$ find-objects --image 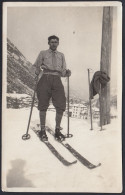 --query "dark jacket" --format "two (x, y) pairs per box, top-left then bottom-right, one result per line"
(90, 71), (110, 99)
